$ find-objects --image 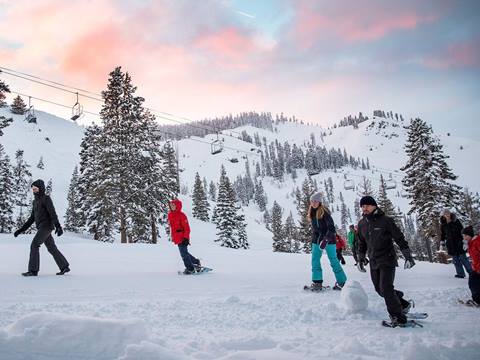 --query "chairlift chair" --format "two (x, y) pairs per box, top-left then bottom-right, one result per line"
(25, 97), (37, 124)
(385, 178), (397, 190)
(211, 132), (224, 155)
(229, 158), (239, 163)
(344, 179), (355, 190)
(307, 169), (320, 176)
(71, 92), (83, 121)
